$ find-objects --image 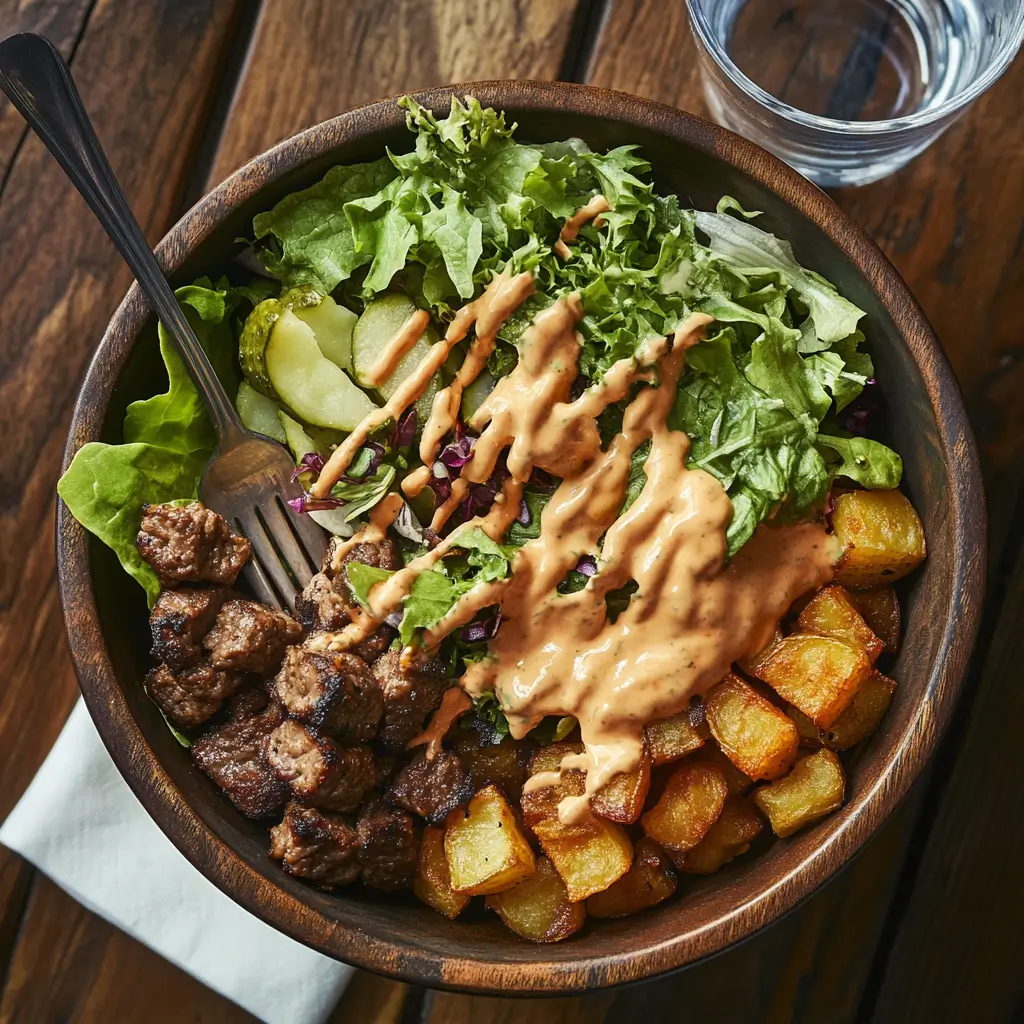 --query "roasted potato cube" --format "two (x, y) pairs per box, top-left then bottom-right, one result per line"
(673, 797), (763, 875)
(848, 587), (901, 653)
(797, 584), (884, 662)
(757, 634), (872, 728)
(645, 711), (708, 765)
(705, 674), (799, 780)
(444, 785), (536, 895)
(591, 751), (651, 823)
(414, 826), (469, 919)
(521, 742), (584, 827)
(642, 761), (728, 853)
(454, 735), (530, 801)
(587, 837), (677, 918)
(824, 671), (895, 750)
(485, 856), (585, 942)
(753, 749), (846, 837)
(532, 819), (634, 902)
(689, 744), (754, 796)
(787, 704), (824, 748)
(737, 626), (783, 678)
(832, 490), (926, 587)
